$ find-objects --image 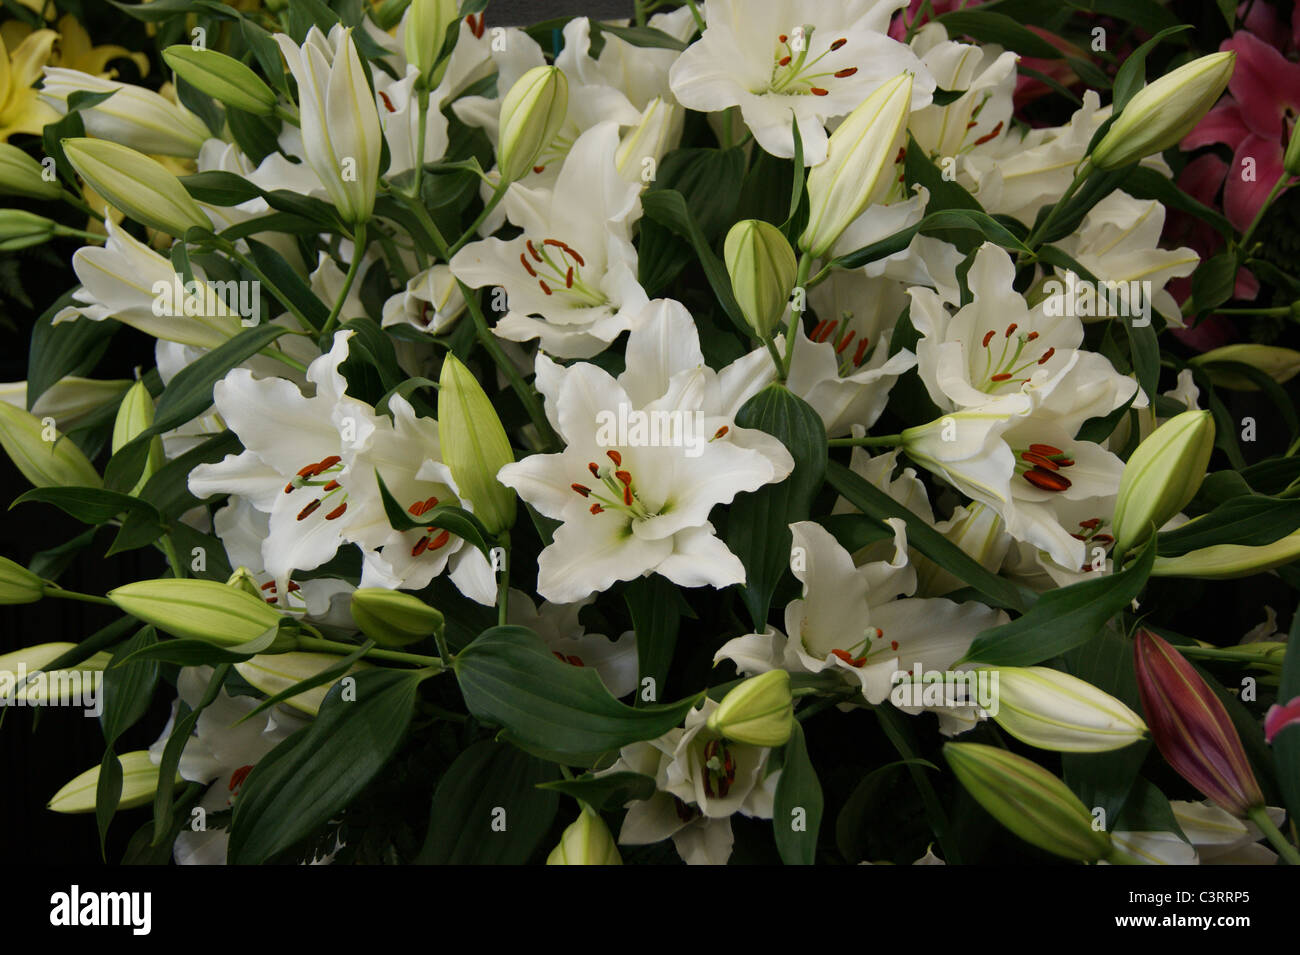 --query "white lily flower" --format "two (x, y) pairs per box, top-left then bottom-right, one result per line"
(381, 264), (466, 334)
(907, 24), (1017, 161)
(1109, 802), (1287, 865)
(450, 121), (649, 358)
(668, 0), (933, 164)
(498, 299), (792, 603)
(506, 589), (638, 697)
(0, 376), (131, 433)
(39, 67), (210, 157)
(716, 521), (1005, 734)
(374, 65), (451, 180)
(274, 25), (382, 224)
